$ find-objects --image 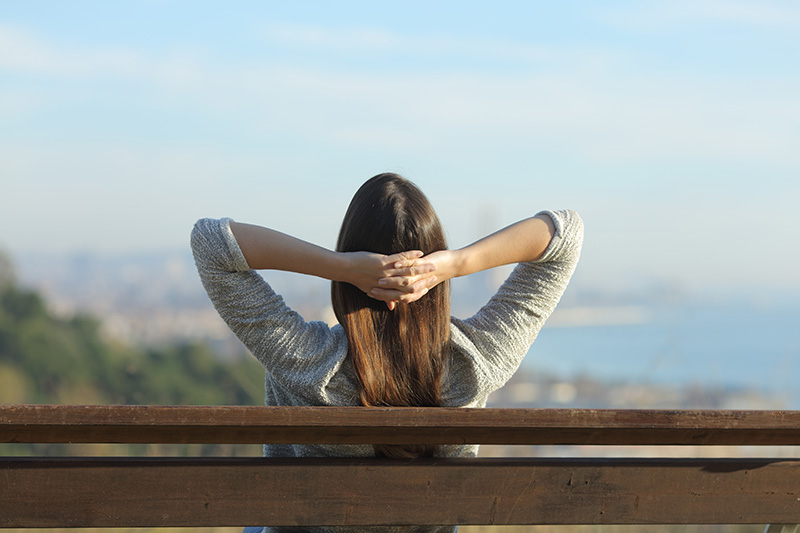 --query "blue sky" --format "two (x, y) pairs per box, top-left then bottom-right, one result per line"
(2, 1), (799, 295)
